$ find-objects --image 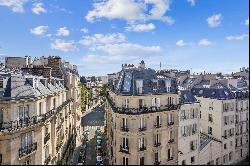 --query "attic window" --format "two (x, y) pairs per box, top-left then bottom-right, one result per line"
(212, 91), (215, 95)
(224, 91), (229, 96)
(199, 90), (203, 95)
(184, 94), (188, 100)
